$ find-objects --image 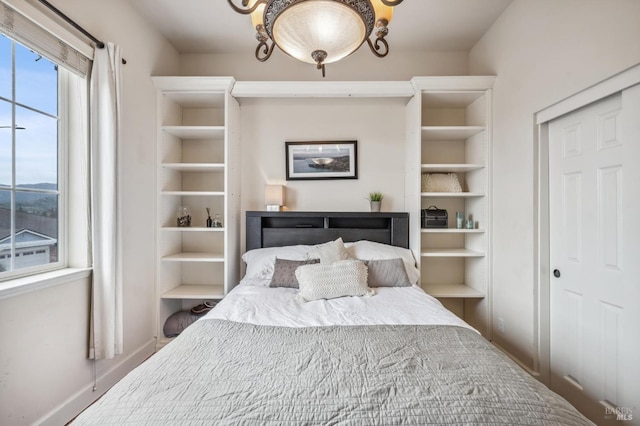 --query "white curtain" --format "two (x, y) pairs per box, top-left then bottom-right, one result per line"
(89, 43), (123, 360)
